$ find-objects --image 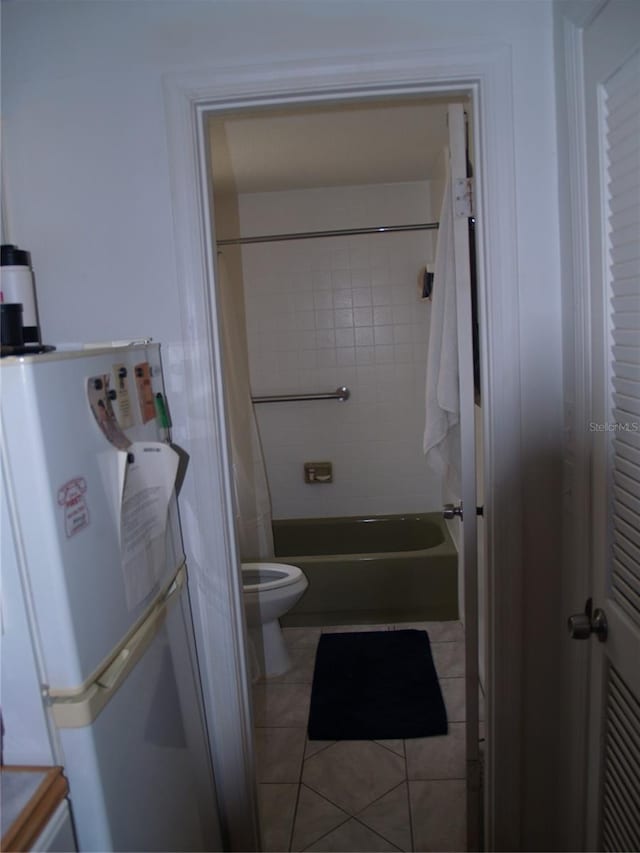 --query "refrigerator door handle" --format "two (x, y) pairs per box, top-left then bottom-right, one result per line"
(49, 565), (187, 728)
